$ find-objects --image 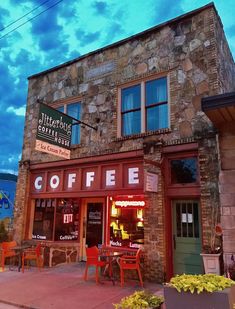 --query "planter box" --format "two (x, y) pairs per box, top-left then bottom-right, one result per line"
(164, 285), (235, 309)
(200, 253), (221, 274)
